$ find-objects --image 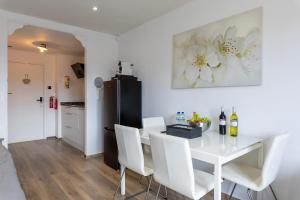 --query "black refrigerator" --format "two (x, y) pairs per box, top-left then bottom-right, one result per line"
(103, 75), (142, 170)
